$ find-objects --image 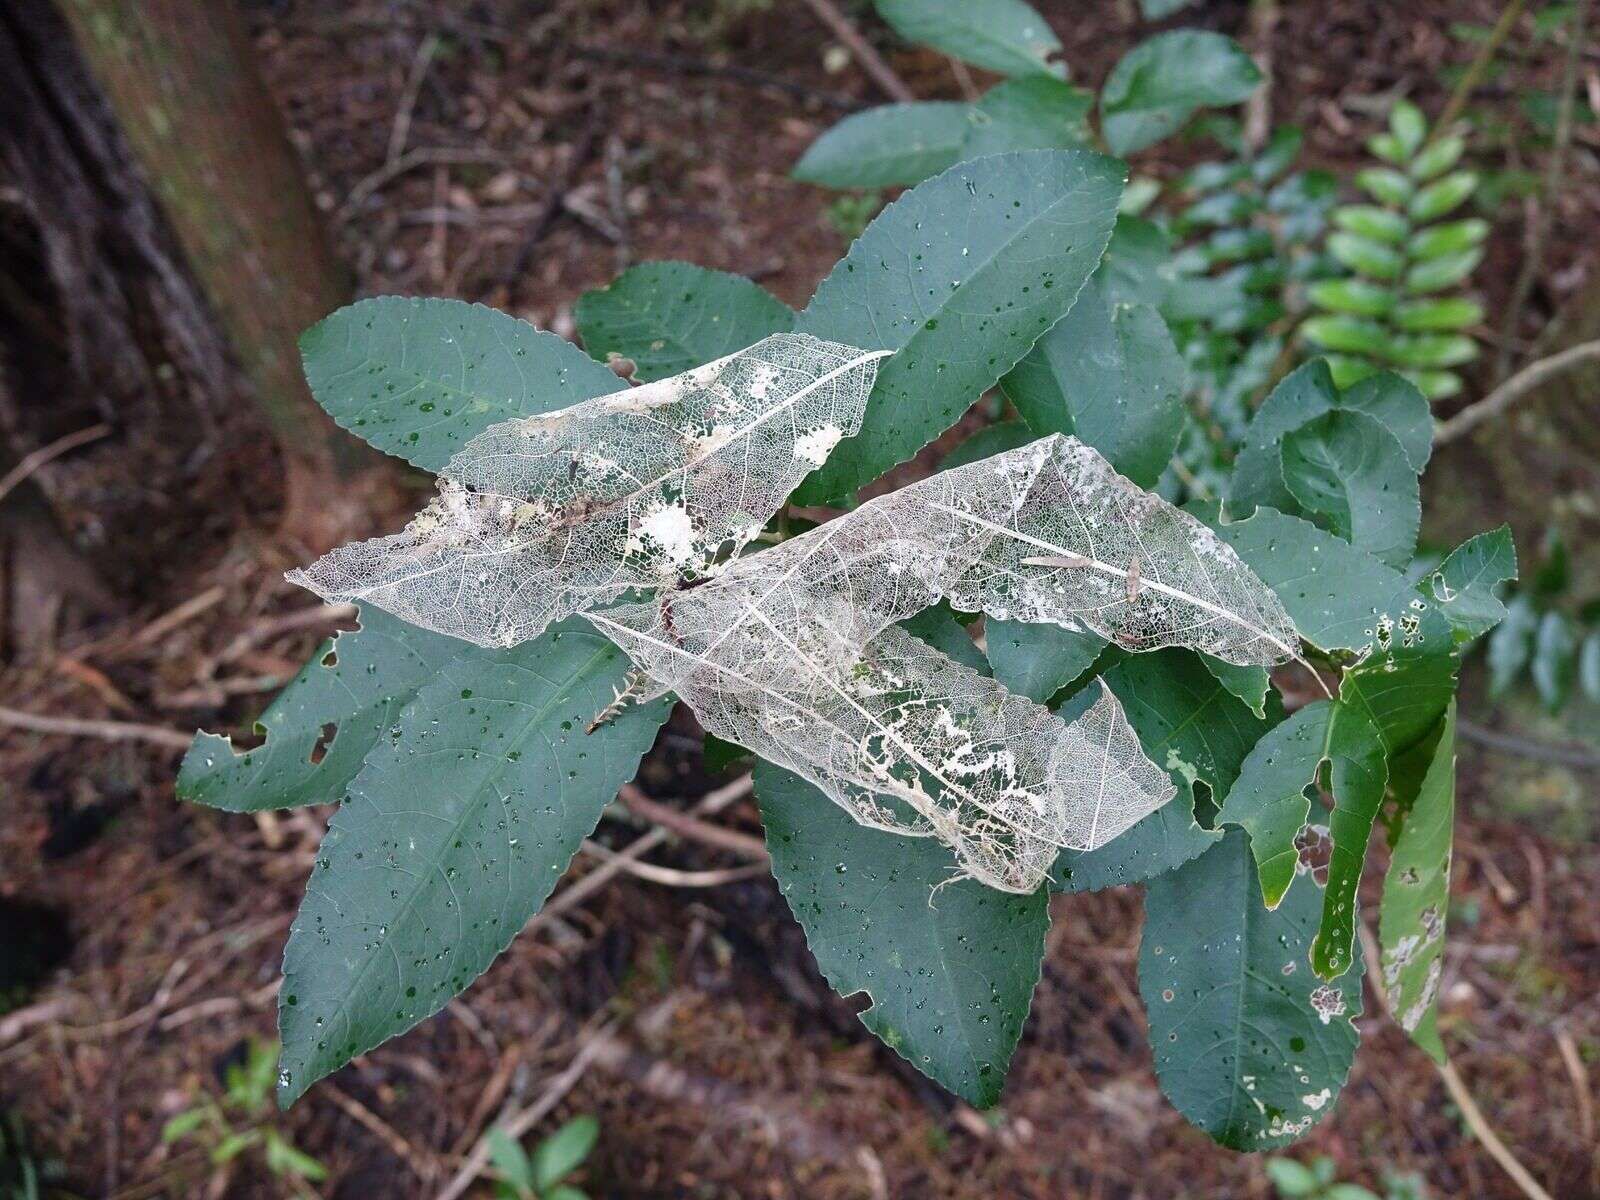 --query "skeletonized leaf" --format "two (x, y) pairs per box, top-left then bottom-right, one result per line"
(908, 435), (1300, 668)
(590, 604), (1174, 894)
(288, 333), (887, 647)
